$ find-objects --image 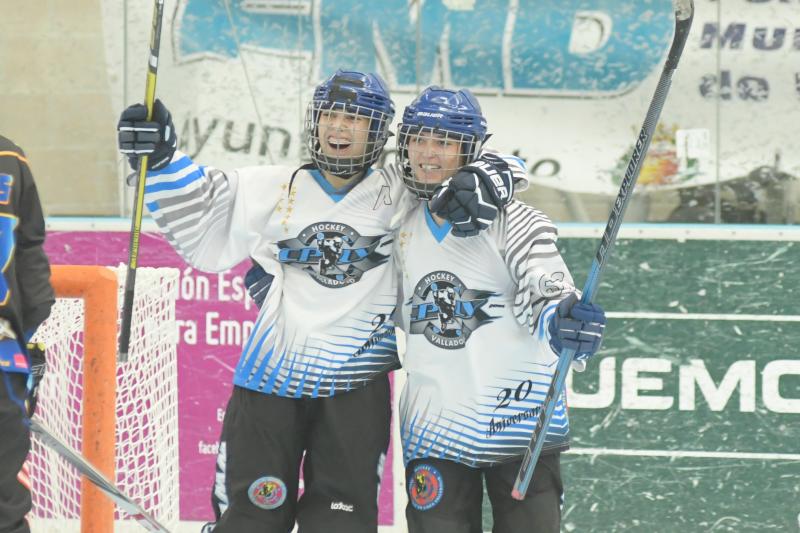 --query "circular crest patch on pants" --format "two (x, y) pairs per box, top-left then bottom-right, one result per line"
(248, 476), (287, 510)
(408, 464), (444, 511)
